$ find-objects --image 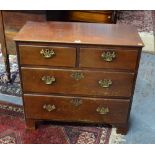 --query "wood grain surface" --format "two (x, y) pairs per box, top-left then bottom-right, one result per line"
(19, 45), (76, 67)
(24, 94), (130, 124)
(21, 68), (134, 97)
(14, 21), (144, 47)
(80, 47), (139, 71)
